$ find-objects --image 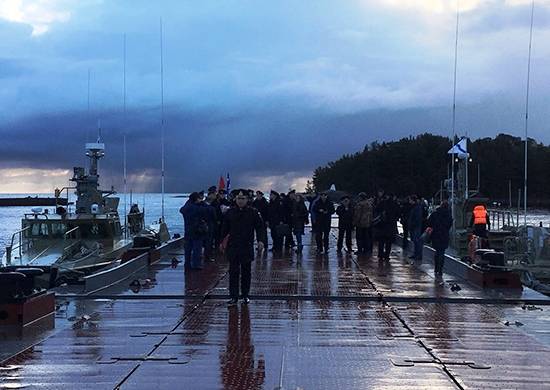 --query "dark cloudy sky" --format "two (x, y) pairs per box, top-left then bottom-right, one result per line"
(1, 0), (549, 193)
